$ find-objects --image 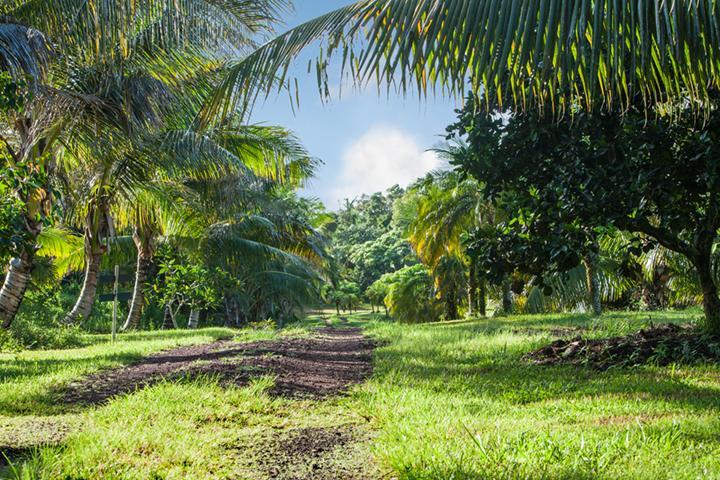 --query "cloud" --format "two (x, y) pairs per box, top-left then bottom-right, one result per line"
(327, 126), (441, 207)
